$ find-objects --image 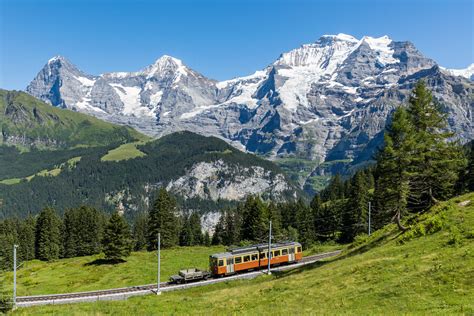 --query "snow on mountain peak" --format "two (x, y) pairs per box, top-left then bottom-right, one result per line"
(47, 55), (73, 67)
(320, 33), (358, 43)
(48, 55), (65, 63)
(361, 35), (397, 65)
(441, 63), (474, 80)
(141, 55), (187, 79)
